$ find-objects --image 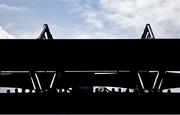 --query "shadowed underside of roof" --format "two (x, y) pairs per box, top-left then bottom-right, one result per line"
(0, 39), (179, 70)
(0, 24), (179, 92)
